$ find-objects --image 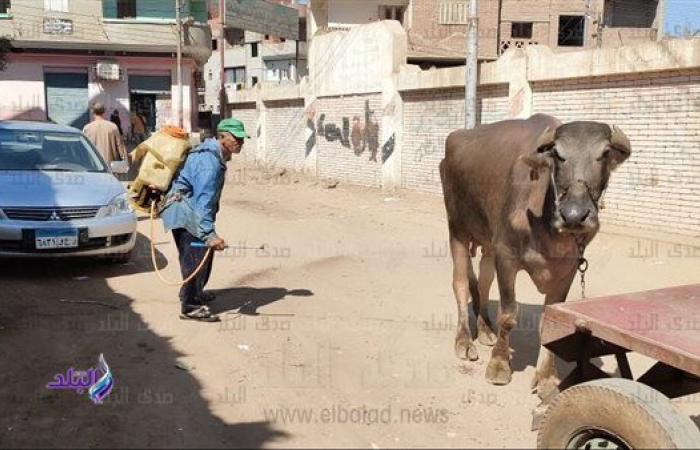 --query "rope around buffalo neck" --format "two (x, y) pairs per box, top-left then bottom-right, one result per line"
(576, 235), (589, 299)
(149, 201), (213, 286)
(551, 171), (589, 299)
